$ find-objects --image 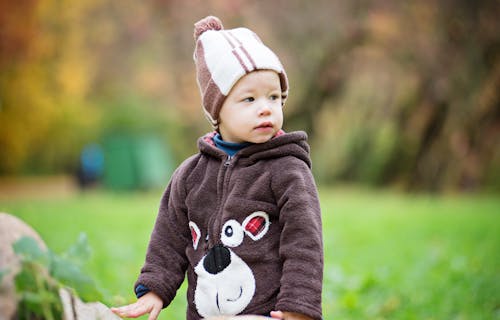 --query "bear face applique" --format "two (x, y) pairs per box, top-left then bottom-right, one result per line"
(189, 211), (270, 318)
